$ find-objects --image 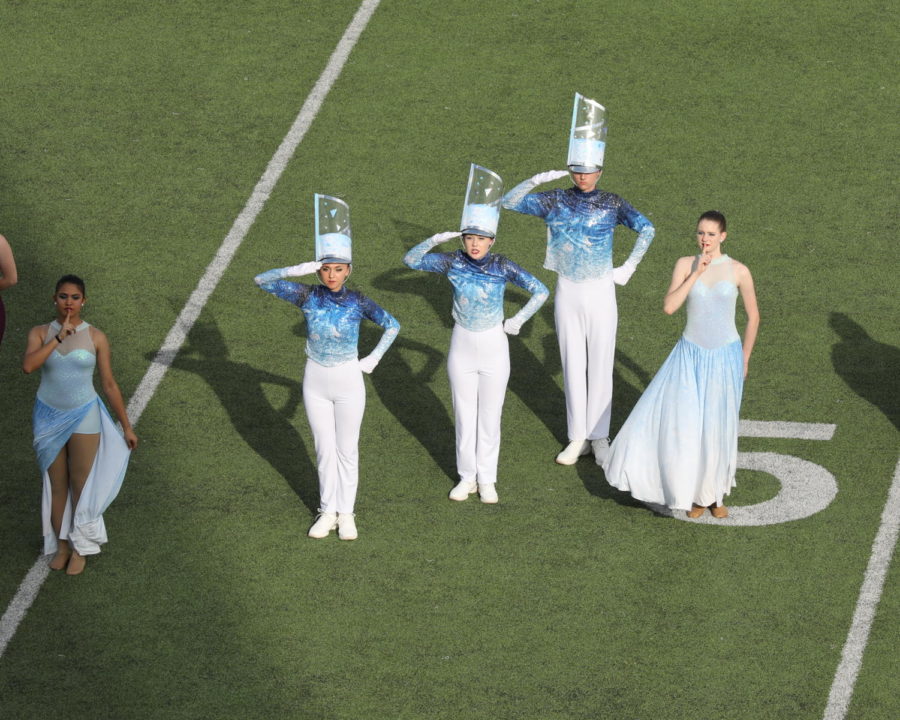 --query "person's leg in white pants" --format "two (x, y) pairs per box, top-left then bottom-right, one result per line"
(474, 326), (510, 487)
(303, 360), (366, 515)
(448, 324), (510, 500)
(554, 275), (617, 443)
